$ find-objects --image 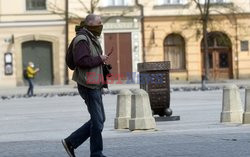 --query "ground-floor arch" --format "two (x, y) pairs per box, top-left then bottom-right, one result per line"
(15, 34), (61, 86)
(22, 41), (53, 85)
(201, 32), (233, 80)
(164, 33), (186, 70)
